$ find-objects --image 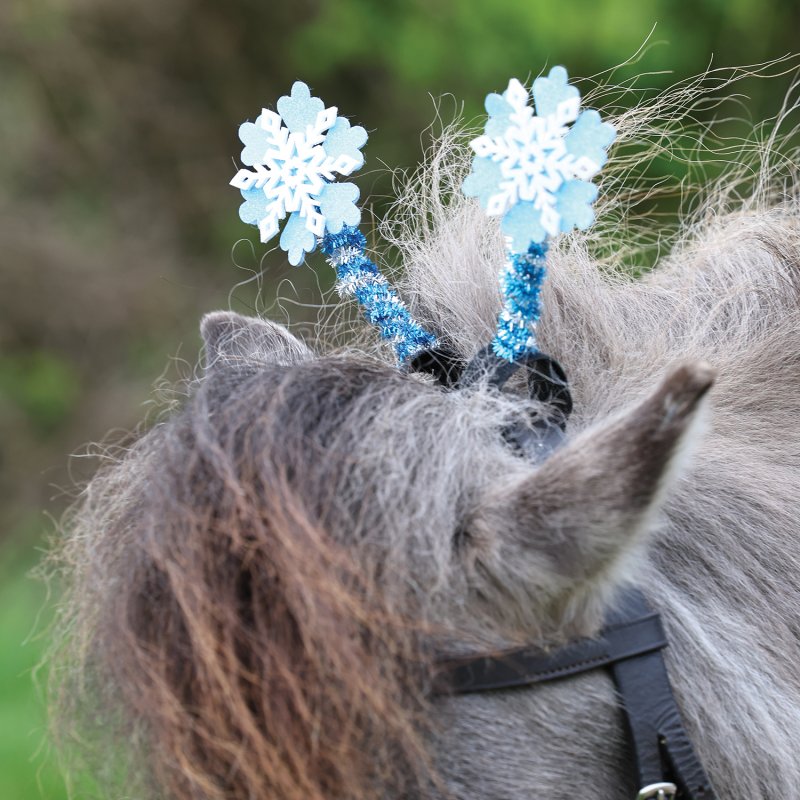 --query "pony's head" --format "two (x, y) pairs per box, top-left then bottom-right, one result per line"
(49, 71), (731, 800)
(199, 309), (712, 642)
(50, 301), (710, 799)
